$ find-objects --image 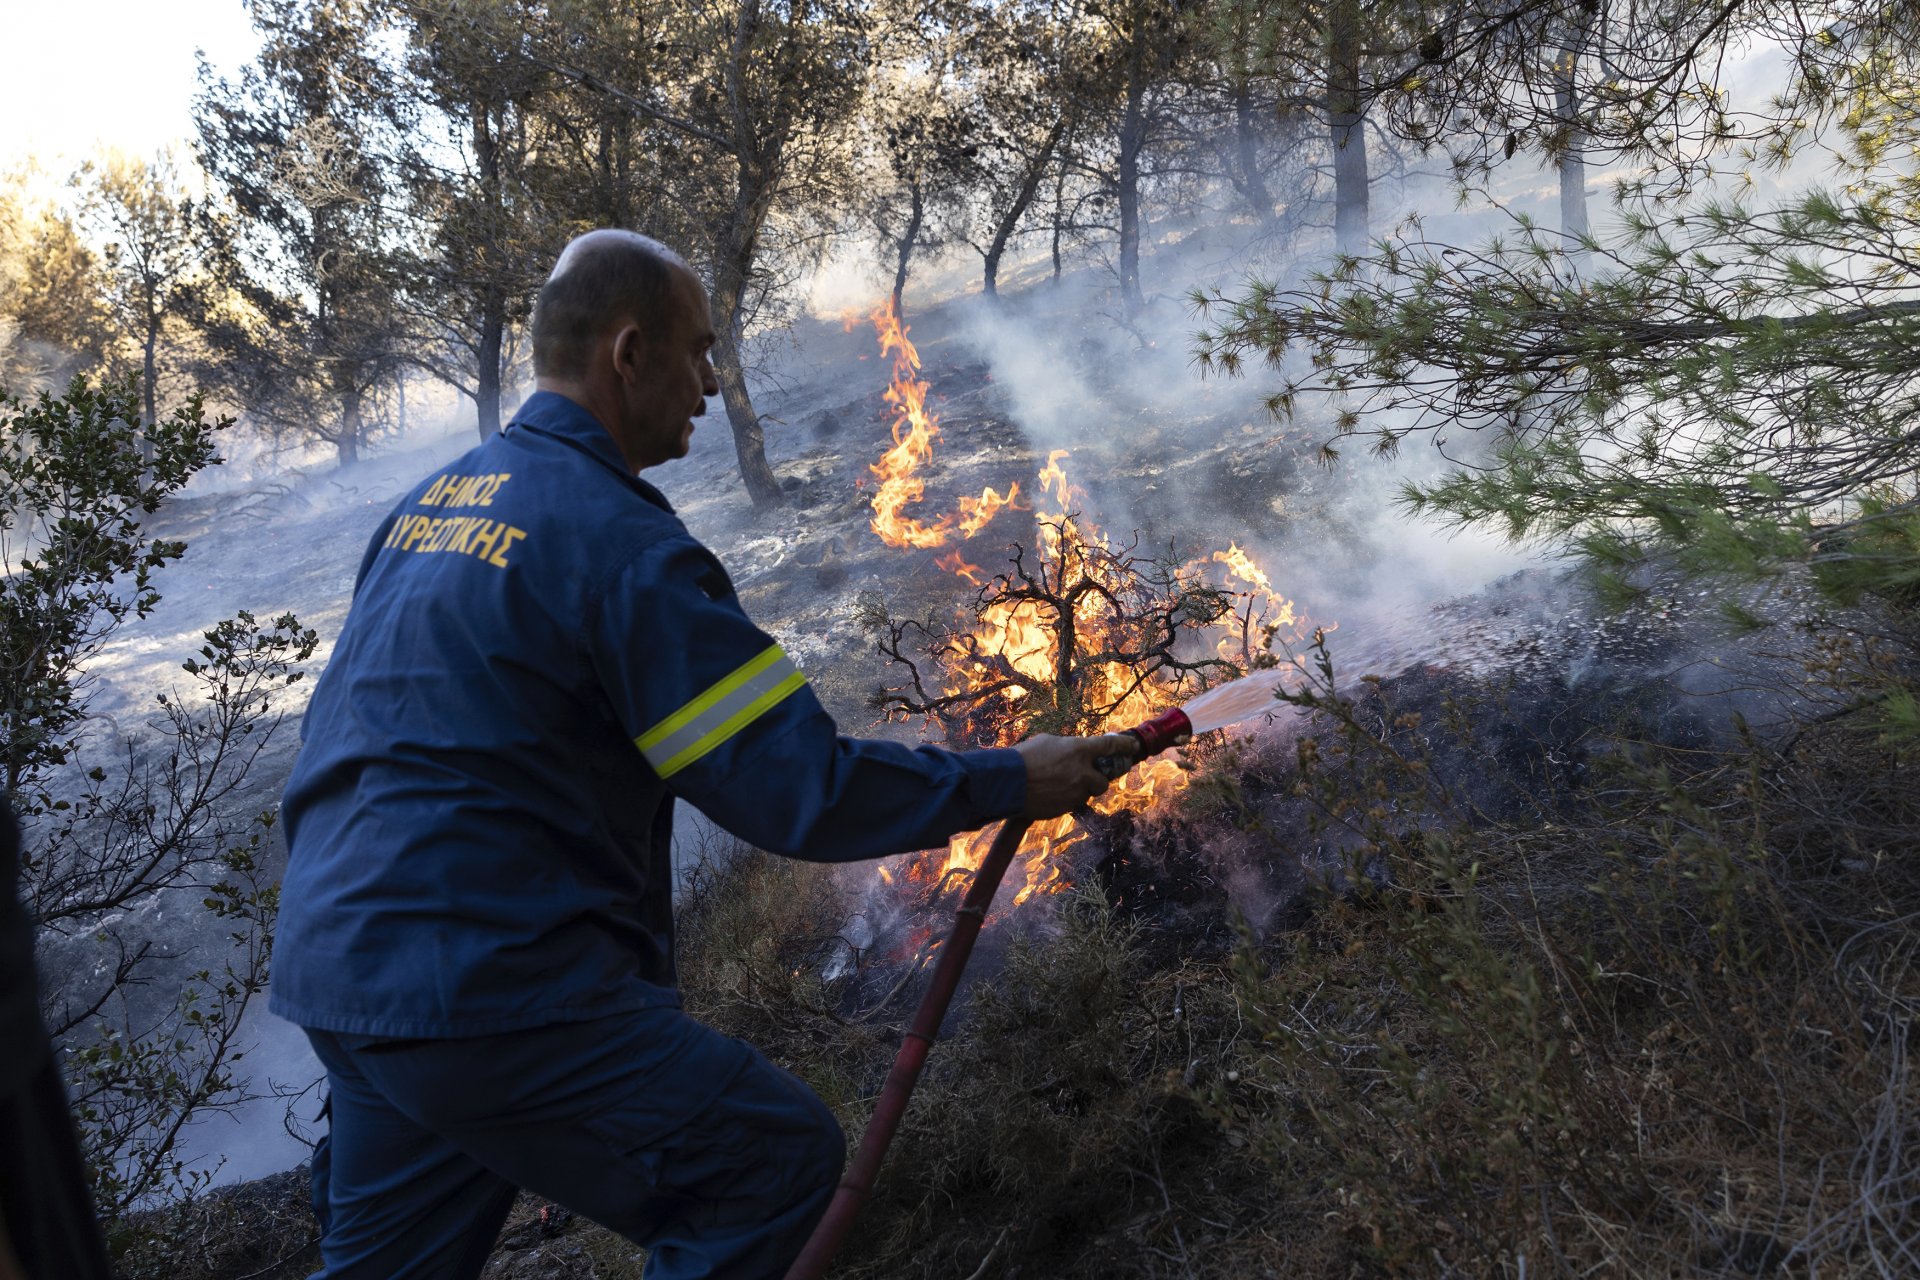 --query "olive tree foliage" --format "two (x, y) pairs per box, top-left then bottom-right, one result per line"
(859, 46), (985, 315)
(1, 378), (316, 1215)
(195, 0), (413, 468)
(947, 0), (1093, 299)
(1068, 0), (1206, 314)
(1379, 0), (1765, 246)
(1184, 0), (1298, 227)
(506, 0), (868, 510)
(1210, 0), (1431, 258)
(1196, 5), (1920, 657)
(71, 151), (204, 436)
(392, 0), (565, 442)
(0, 172), (116, 392)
